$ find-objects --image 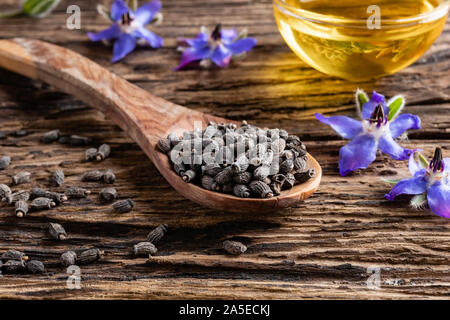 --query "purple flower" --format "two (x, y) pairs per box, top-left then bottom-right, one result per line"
(315, 90), (421, 176)
(175, 24), (257, 70)
(385, 148), (449, 218)
(88, 0), (163, 63)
